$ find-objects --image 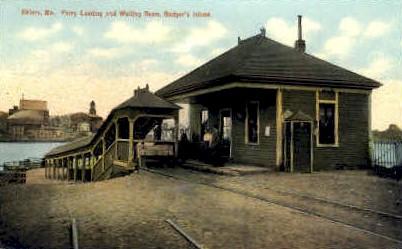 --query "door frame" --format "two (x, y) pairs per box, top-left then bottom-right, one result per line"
(219, 108), (233, 158)
(283, 120), (314, 173)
